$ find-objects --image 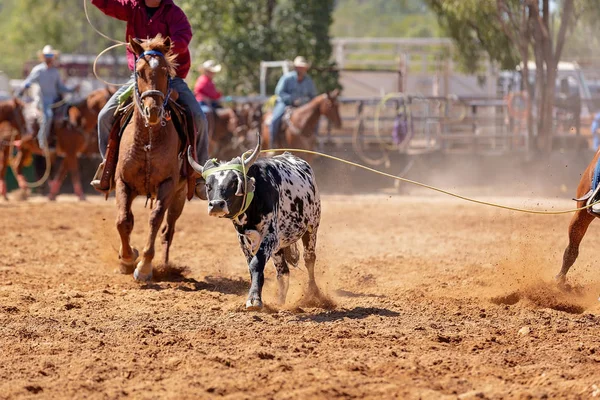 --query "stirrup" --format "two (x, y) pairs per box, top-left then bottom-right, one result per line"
(90, 161), (111, 195)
